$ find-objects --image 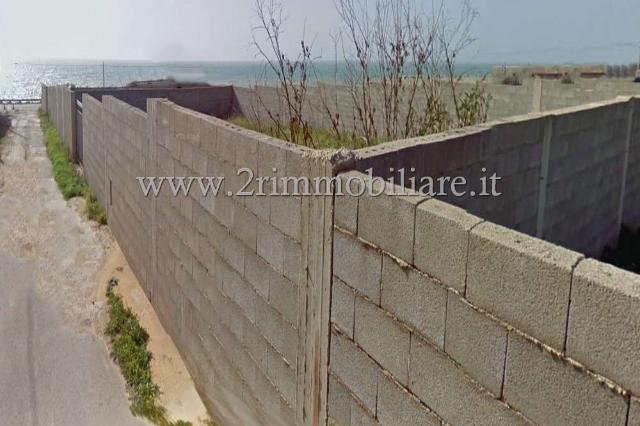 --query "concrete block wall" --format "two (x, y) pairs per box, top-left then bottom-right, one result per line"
(42, 83), (640, 425)
(624, 97), (640, 227)
(102, 96), (153, 290)
(354, 96), (640, 257)
(353, 115), (545, 237)
(81, 94), (107, 208)
(76, 86), (235, 117)
(42, 85), (76, 157)
(329, 171), (637, 426)
(542, 99), (631, 255)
